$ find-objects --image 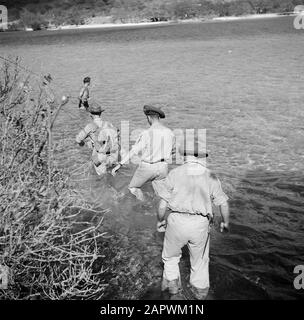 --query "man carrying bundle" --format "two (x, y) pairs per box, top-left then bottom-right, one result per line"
(76, 104), (118, 175)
